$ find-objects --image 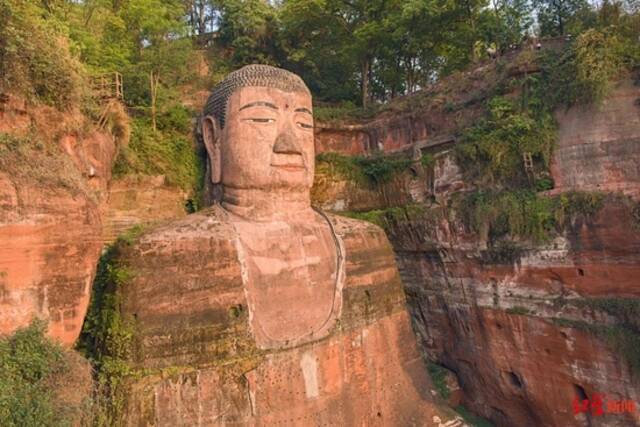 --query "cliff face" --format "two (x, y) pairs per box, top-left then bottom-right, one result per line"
(551, 79), (640, 198)
(312, 77), (640, 426)
(395, 196), (640, 427)
(0, 95), (117, 345)
(100, 175), (187, 243)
